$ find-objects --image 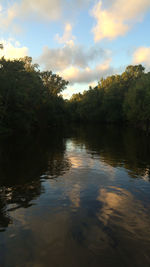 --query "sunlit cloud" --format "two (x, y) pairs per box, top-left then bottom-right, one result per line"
(0, 39), (28, 60)
(133, 46), (150, 68)
(58, 59), (114, 84)
(2, 0), (63, 24)
(0, 0), (92, 30)
(39, 42), (113, 84)
(39, 43), (109, 70)
(55, 23), (75, 46)
(91, 0), (150, 41)
(0, 3), (21, 33)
